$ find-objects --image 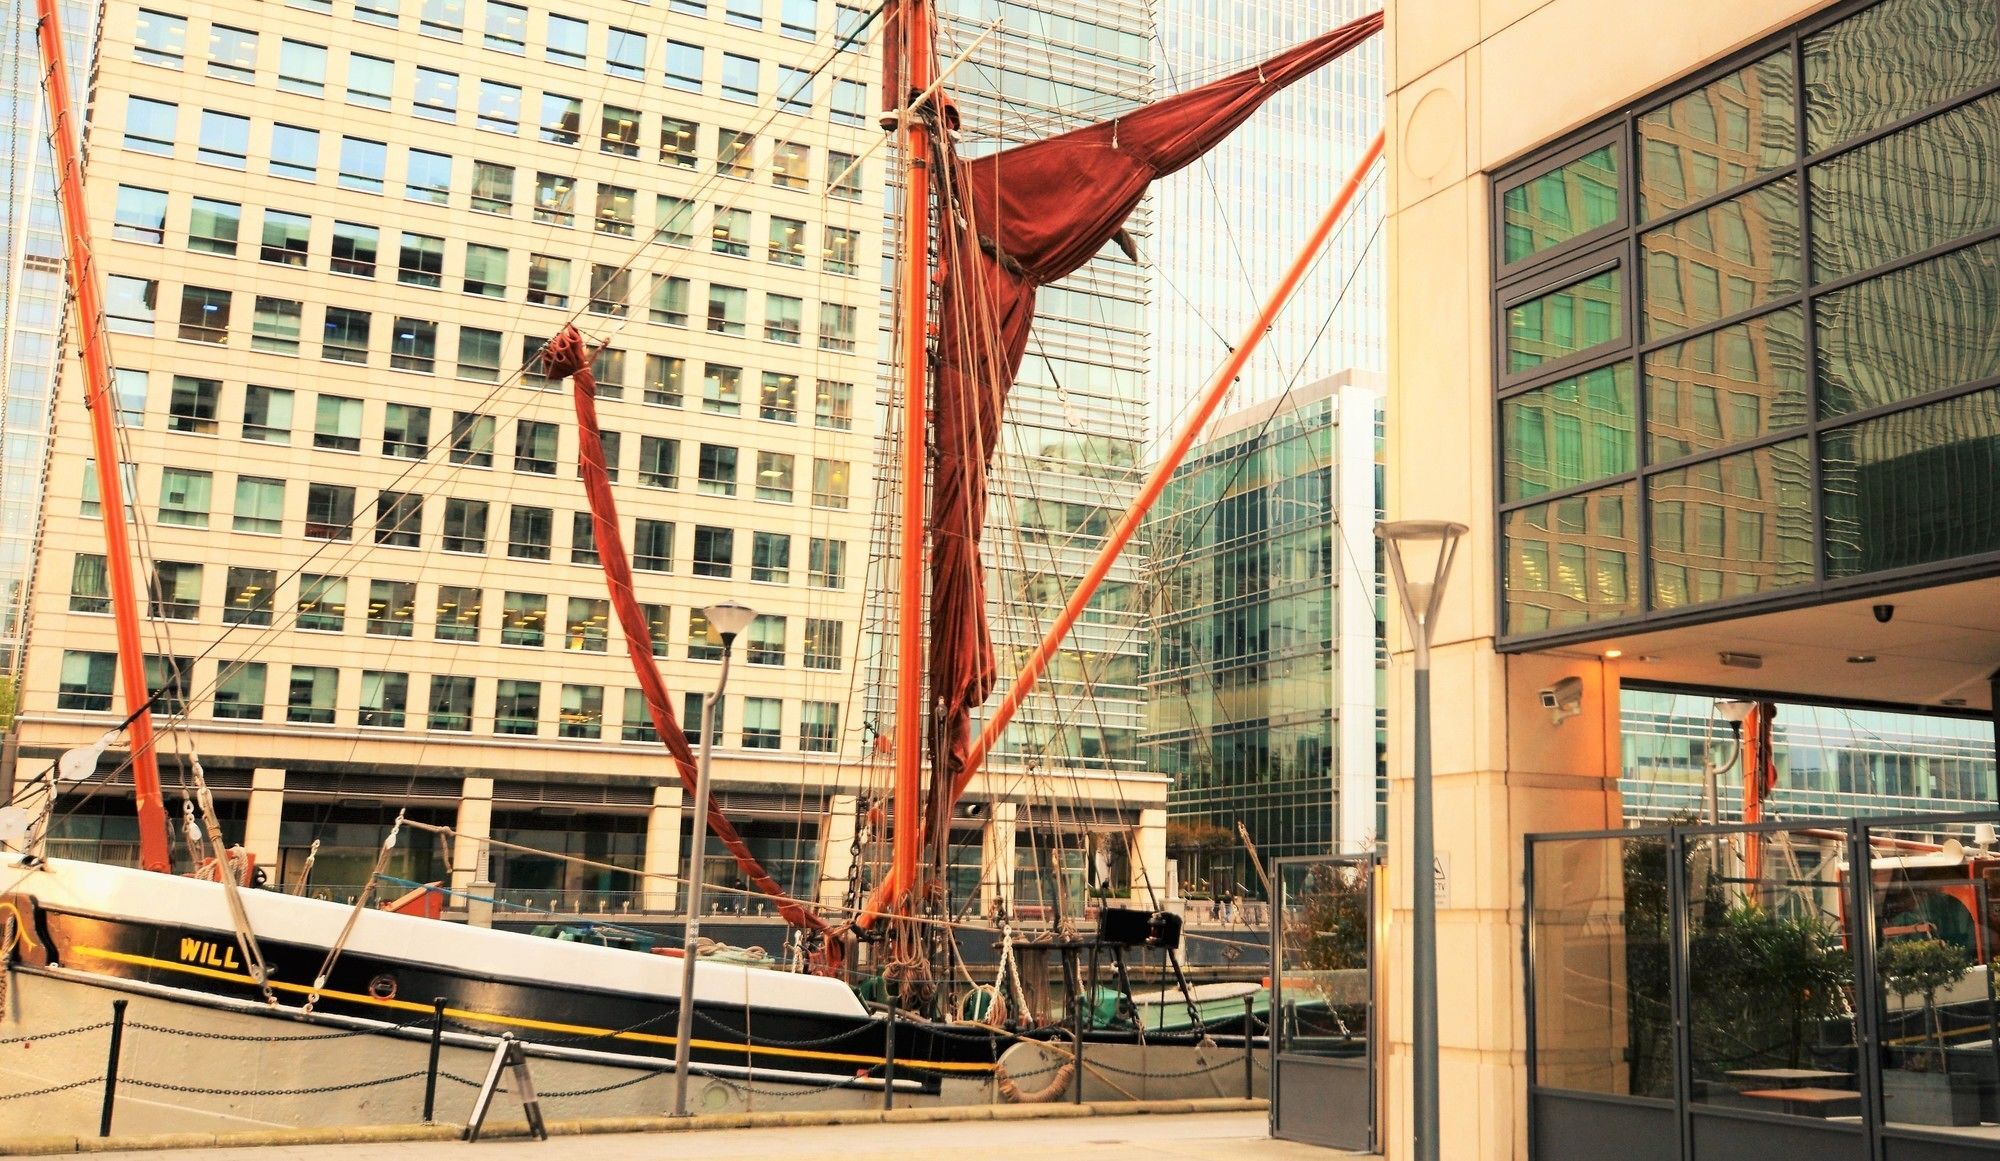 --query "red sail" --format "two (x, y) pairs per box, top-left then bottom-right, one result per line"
(544, 329), (835, 957)
(923, 14), (1384, 820)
